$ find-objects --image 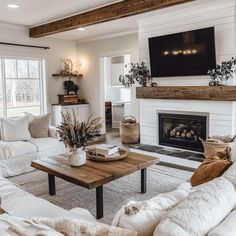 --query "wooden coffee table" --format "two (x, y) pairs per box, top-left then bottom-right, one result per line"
(31, 152), (159, 219)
